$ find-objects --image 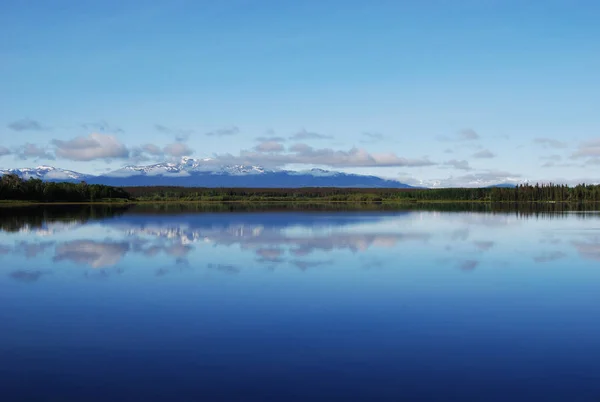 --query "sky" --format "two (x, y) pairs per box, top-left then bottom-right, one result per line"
(1, 0), (599, 187)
